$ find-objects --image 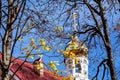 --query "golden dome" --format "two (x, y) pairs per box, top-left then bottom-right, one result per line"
(64, 13), (88, 58)
(64, 35), (88, 58)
